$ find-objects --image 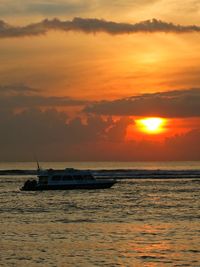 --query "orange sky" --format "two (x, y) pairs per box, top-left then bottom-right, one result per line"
(0, 31), (199, 99)
(0, 0), (199, 161)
